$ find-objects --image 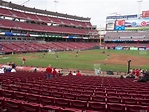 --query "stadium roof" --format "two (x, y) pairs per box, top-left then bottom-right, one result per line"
(0, 0), (90, 21)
